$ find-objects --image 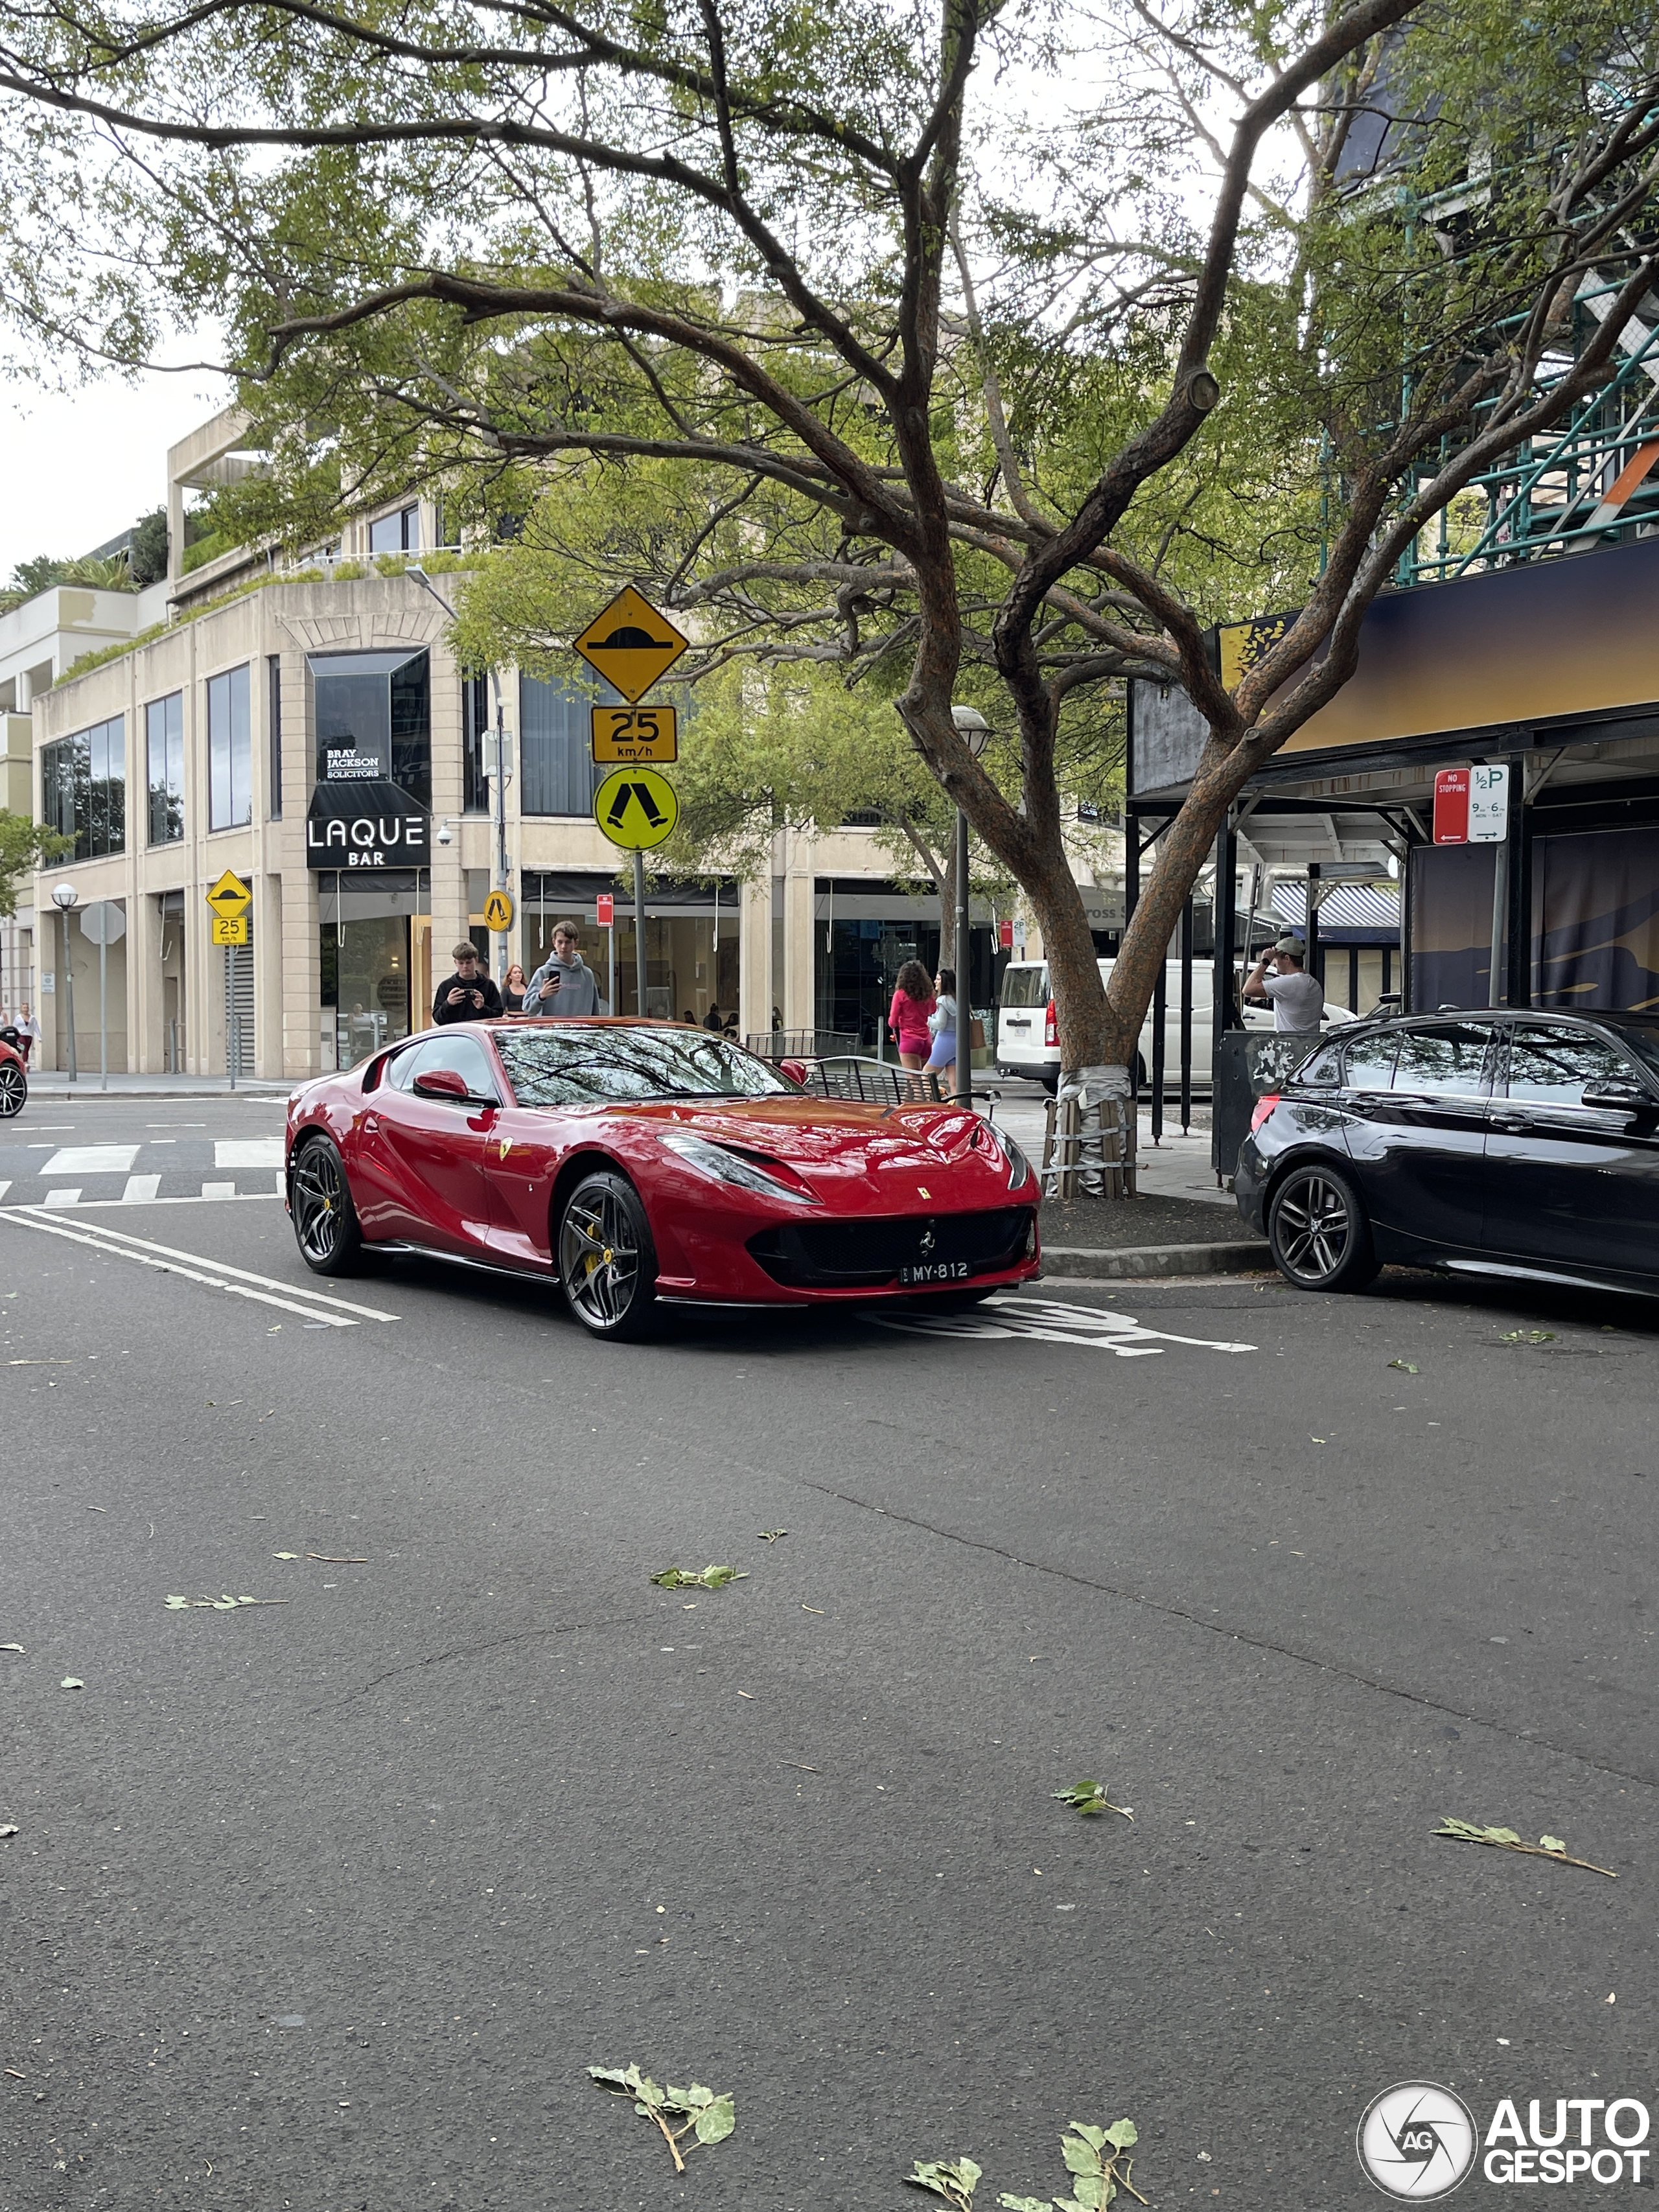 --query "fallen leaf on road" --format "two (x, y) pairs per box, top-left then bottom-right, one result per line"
(758, 1529), (788, 1542)
(0, 1826), (18, 1839)
(272, 1552), (300, 1561)
(60, 1677), (84, 1690)
(0, 1644), (23, 1655)
(1387, 1359), (1419, 1373)
(736, 1690), (754, 1699)
(307, 1554), (368, 1564)
(1054, 1779), (1135, 1821)
(1498, 1328), (1556, 1344)
(802, 1603), (825, 1614)
(1435, 1817), (1616, 1877)
(650, 1565), (748, 1590)
(587, 2064), (736, 2174)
